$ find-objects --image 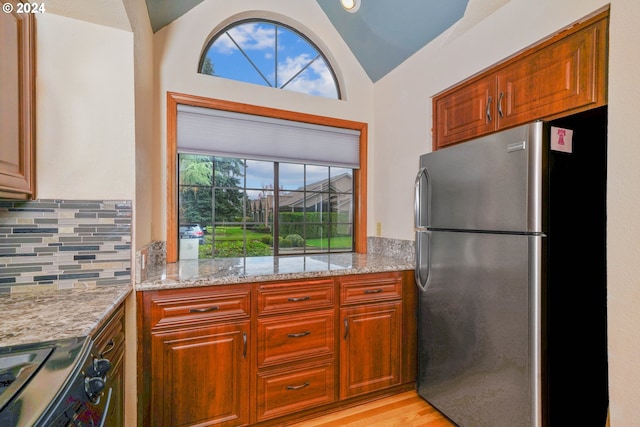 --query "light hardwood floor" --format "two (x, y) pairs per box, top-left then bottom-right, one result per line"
(288, 391), (456, 427)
